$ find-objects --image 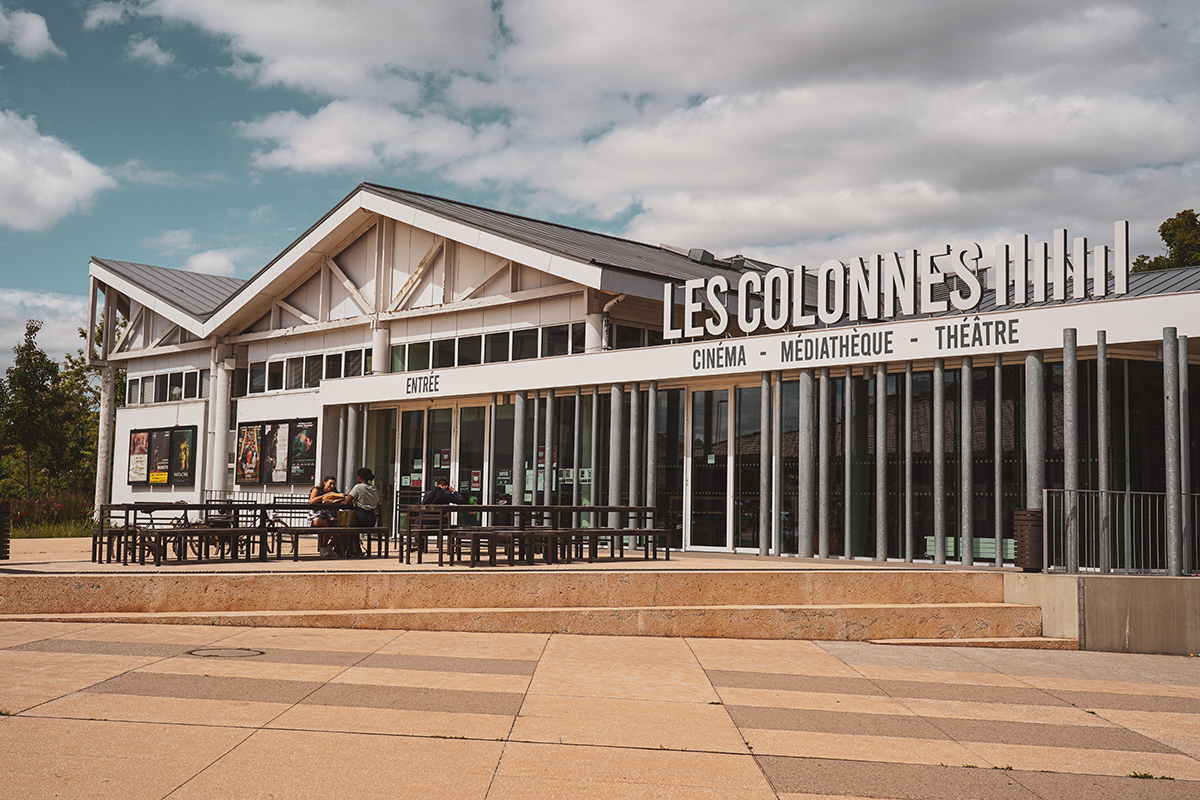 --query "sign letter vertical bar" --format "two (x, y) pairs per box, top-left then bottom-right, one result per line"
(1073, 237), (1088, 300)
(1052, 229), (1067, 301)
(1014, 235), (1028, 305)
(1114, 221), (1129, 295)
